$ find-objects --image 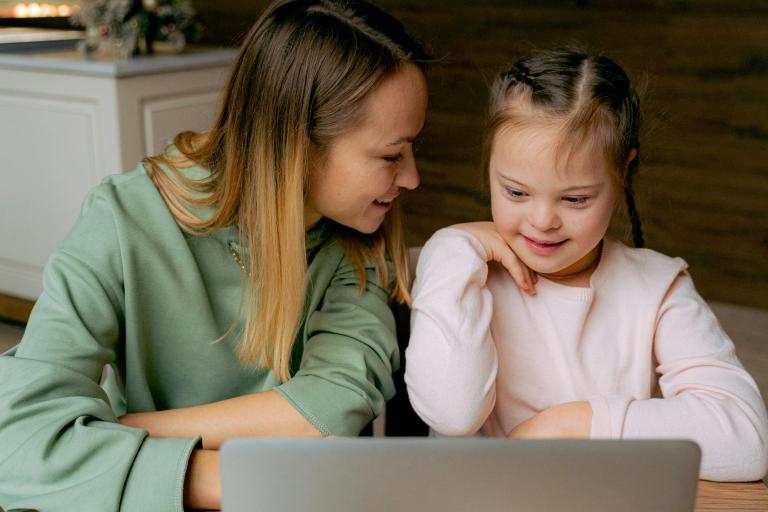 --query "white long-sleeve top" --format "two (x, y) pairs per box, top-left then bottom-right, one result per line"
(405, 228), (768, 481)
